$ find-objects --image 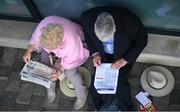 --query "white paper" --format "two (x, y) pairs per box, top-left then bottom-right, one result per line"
(20, 61), (56, 88)
(94, 63), (119, 94)
(135, 92), (152, 108)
